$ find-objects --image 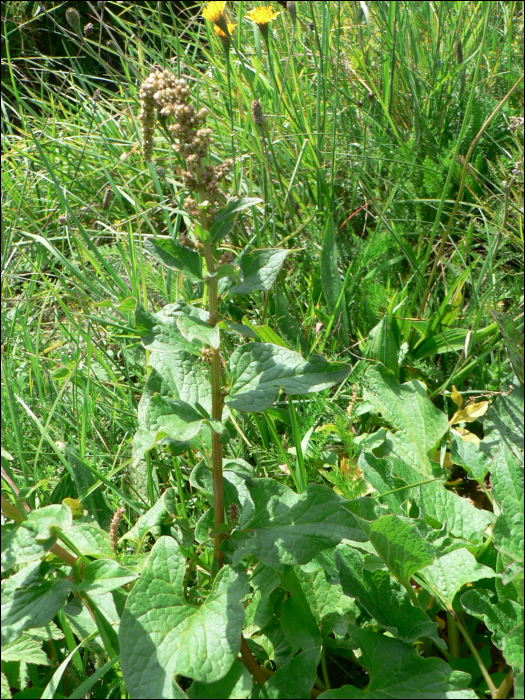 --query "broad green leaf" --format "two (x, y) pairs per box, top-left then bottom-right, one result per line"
(412, 326), (495, 360)
(280, 569), (323, 650)
(358, 453), (408, 515)
(144, 237), (203, 281)
(1, 672), (11, 700)
(363, 364), (449, 475)
(187, 661), (252, 699)
(483, 382), (524, 458)
(352, 513), (435, 584)
(226, 343), (350, 413)
(414, 548), (496, 610)
(418, 480), (495, 544)
(210, 197), (262, 244)
(2, 504), (72, 572)
(450, 432), (490, 482)
(1, 562), (74, 645)
(259, 647), (321, 699)
(251, 617), (294, 668)
(228, 249), (290, 296)
(77, 560), (138, 594)
(177, 315), (220, 349)
(121, 488), (193, 547)
(119, 537), (249, 698)
(491, 310), (524, 387)
(134, 396), (226, 465)
(365, 317), (399, 377)
(490, 447), (524, 563)
(63, 524), (114, 558)
(245, 564), (281, 630)
(335, 545), (445, 649)
(460, 589), (523, 650)
(502, 623), (524, 685)
(1, 635), (51, 665)
(148, 349), (212, 412)
(230, 480), (371, 569)
(319, 625), (476, 699)
(26, 622), (64, 641)
(135, 303), (202, 355)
